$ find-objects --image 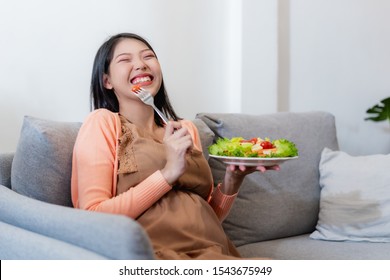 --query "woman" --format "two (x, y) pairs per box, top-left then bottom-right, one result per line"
(71, 33), (277, 259)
